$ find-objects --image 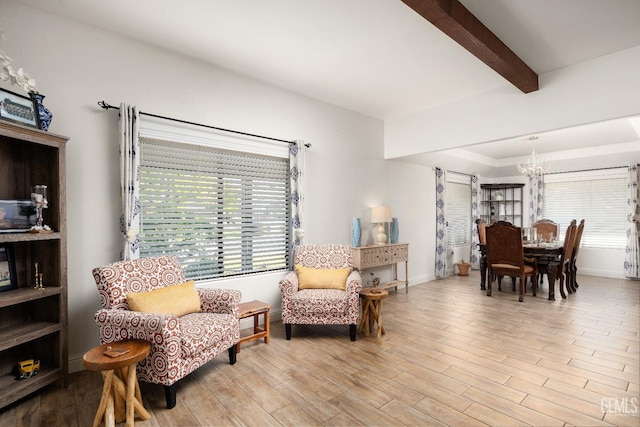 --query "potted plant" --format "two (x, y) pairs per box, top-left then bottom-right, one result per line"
(455, 259), (472, 276)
